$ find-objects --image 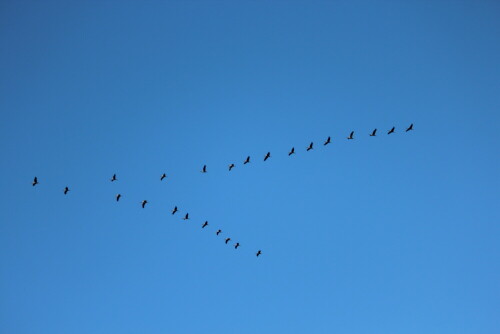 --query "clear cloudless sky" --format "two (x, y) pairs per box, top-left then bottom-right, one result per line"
(1, 1), (499, 333)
